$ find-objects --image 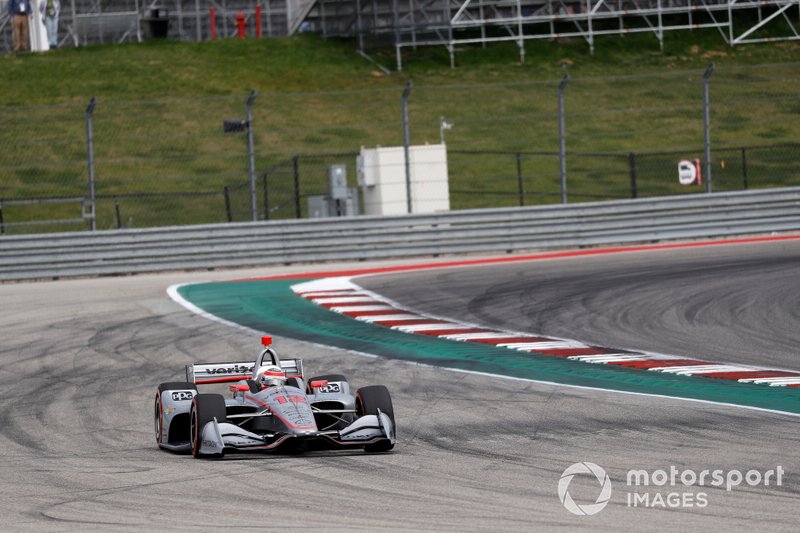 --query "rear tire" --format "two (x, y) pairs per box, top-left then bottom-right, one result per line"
(155, 381), (195, 449)
(355, 385), (395, 453)
(190, 394), (227, 458)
